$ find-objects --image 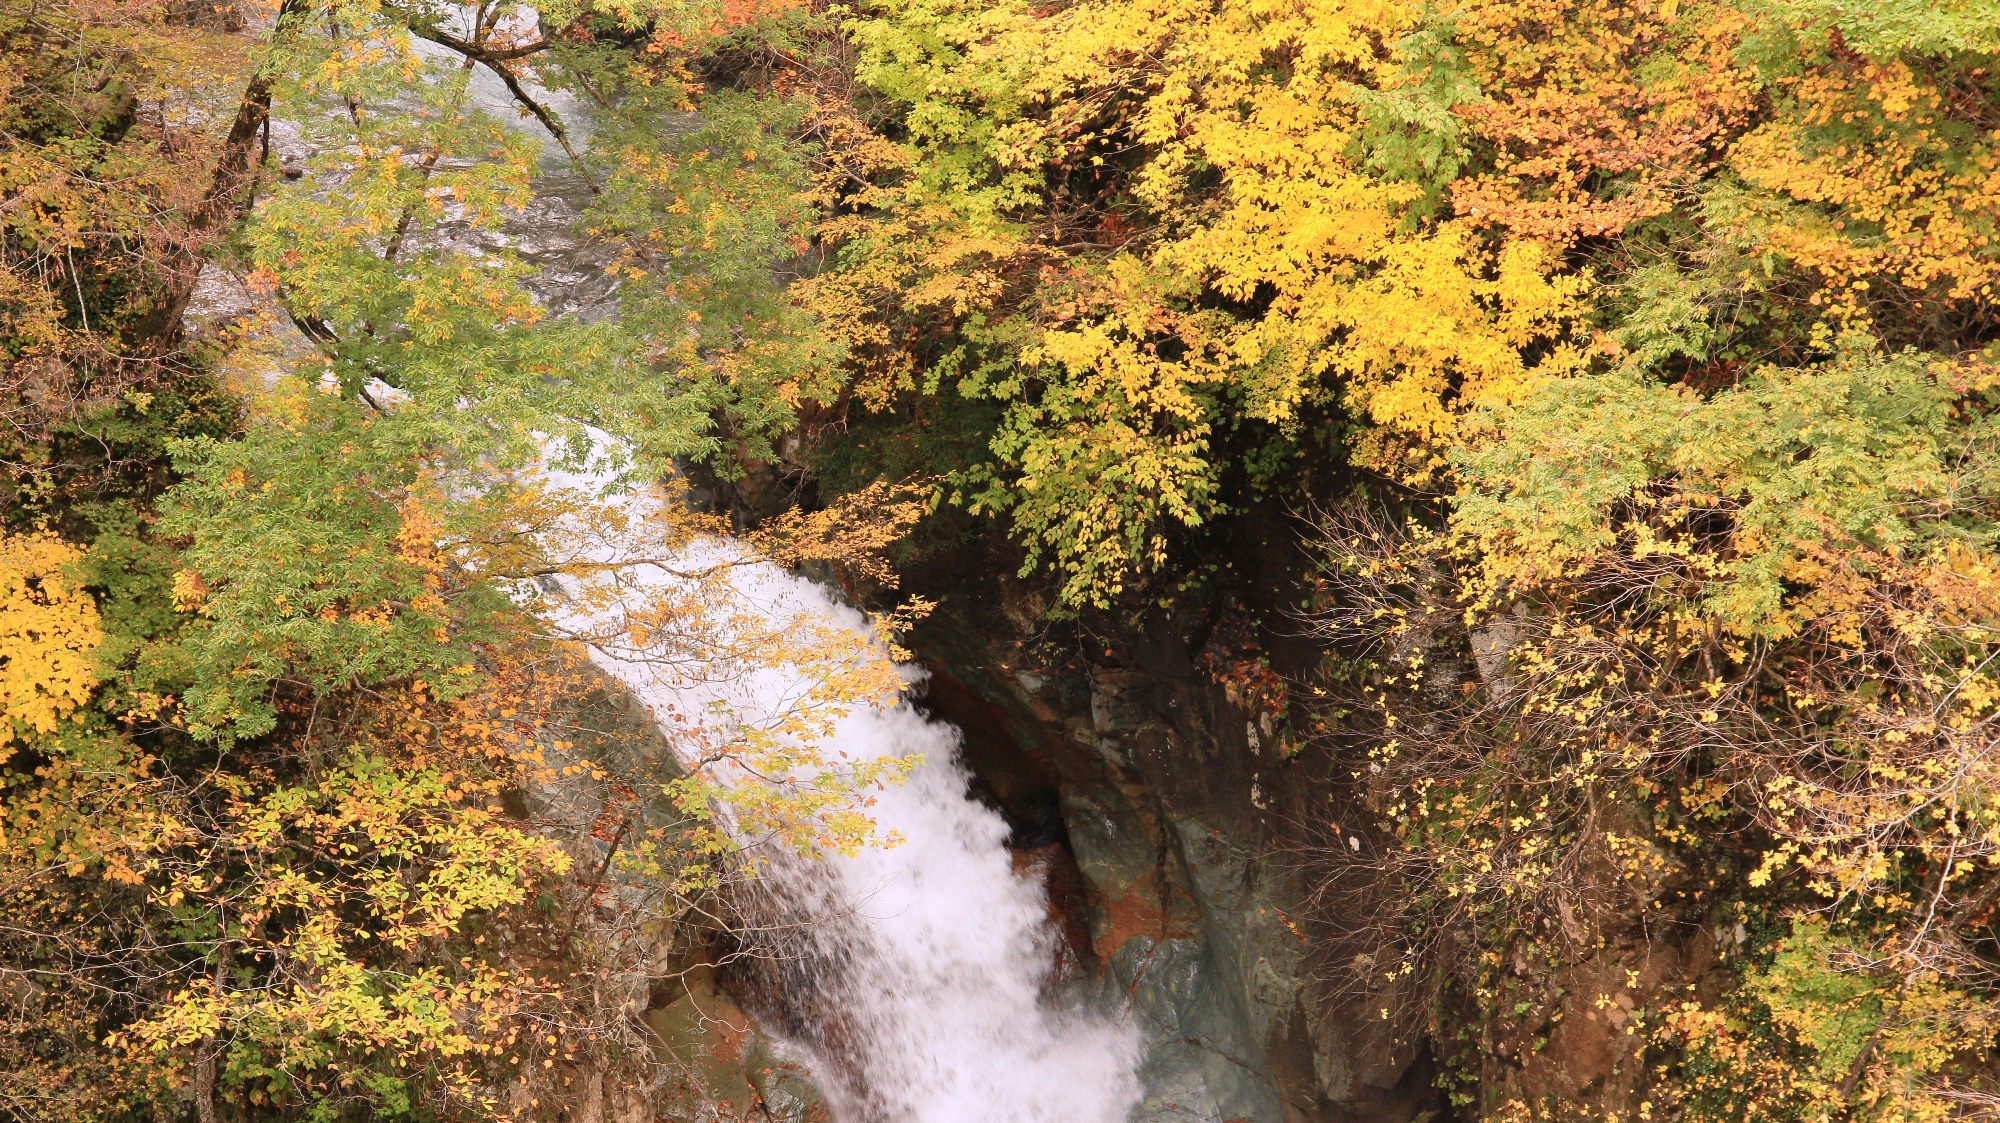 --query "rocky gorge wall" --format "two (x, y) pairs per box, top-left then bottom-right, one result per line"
(888, 556), (1742, 1123)
(904, 591), (1435, 1123)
